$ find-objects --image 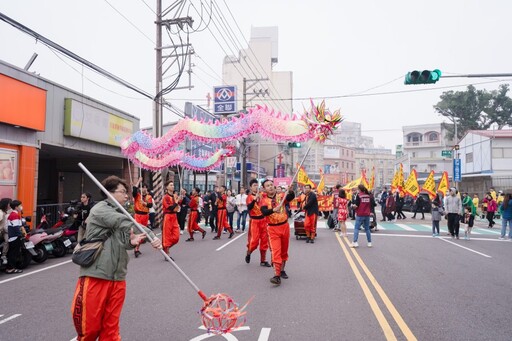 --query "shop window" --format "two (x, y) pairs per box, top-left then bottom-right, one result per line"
(0, 148), (17, 198)
(466, 152), (473, 163)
